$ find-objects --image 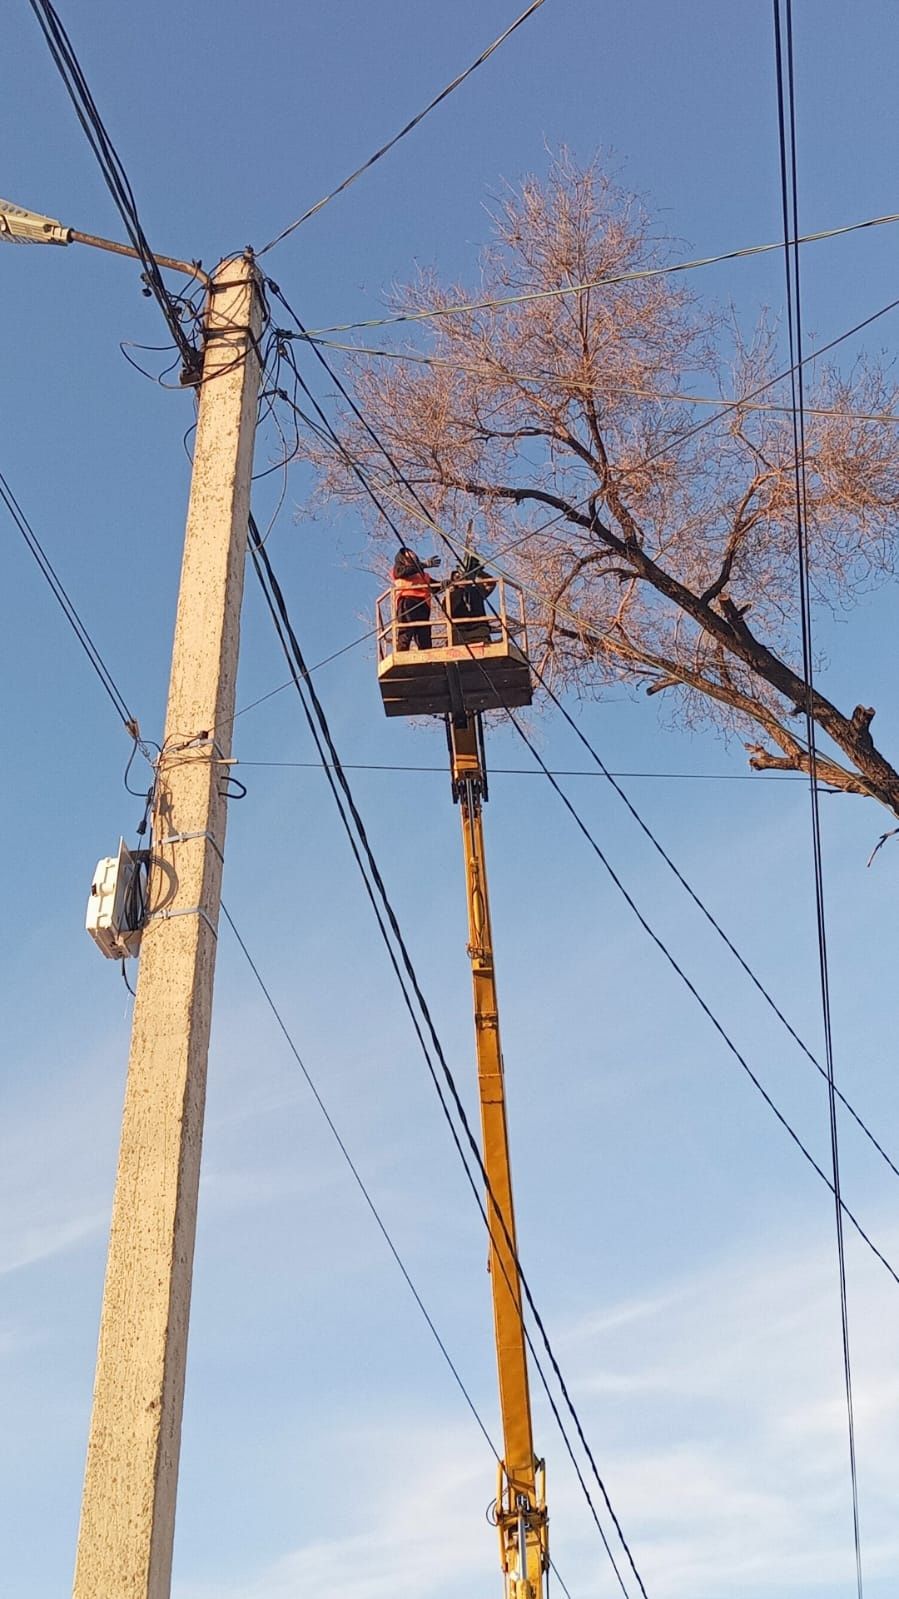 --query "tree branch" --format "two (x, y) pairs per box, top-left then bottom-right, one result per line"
(459, 479), (899, 814)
